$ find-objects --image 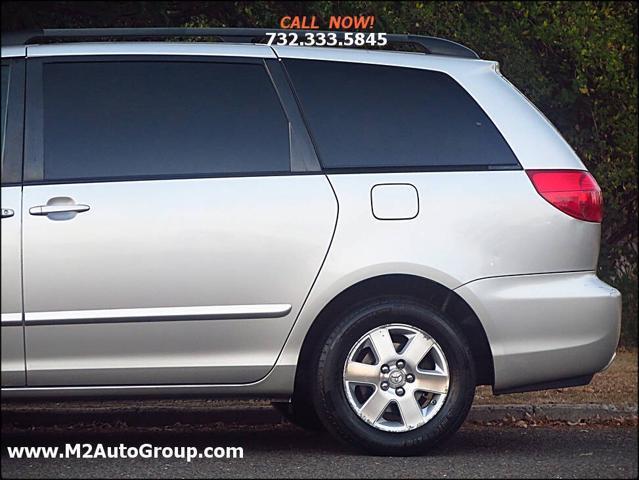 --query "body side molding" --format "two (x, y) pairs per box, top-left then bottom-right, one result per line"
(25, 304), (293, 325)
